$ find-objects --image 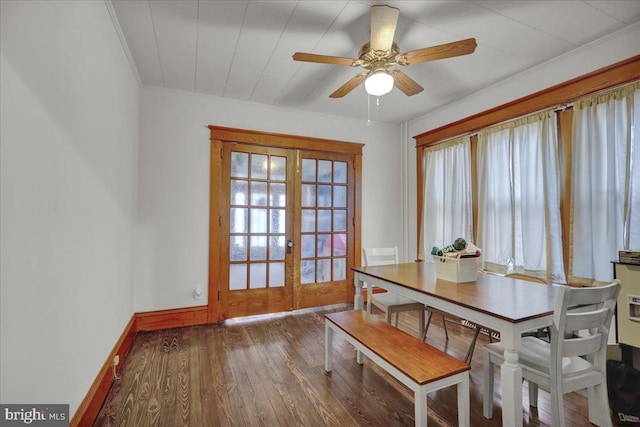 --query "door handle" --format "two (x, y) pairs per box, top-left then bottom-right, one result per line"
(287, 240), (294, 254)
